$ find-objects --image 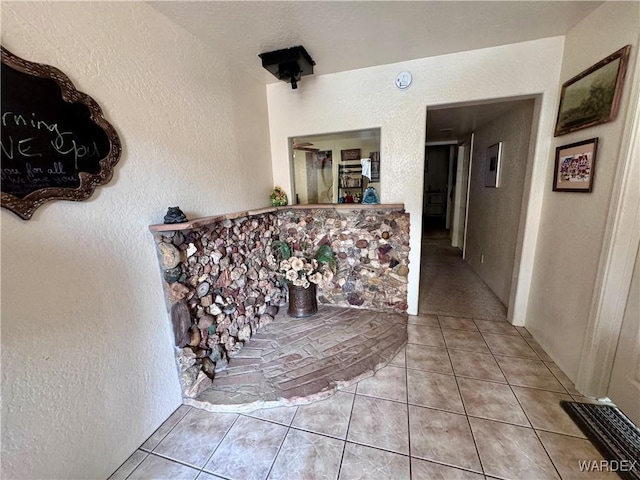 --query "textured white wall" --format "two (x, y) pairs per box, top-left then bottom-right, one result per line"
(267, 37), (565, 315)
(526, 1), (640, 381)
(0, 2), (272, 478)
(465, 101), (535, 305)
